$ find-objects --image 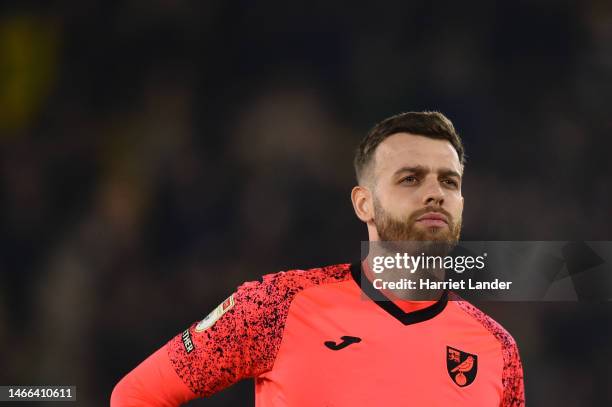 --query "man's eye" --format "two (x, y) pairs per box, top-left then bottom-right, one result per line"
(401, 176), (418, 184)
(442, 179), (458, 187)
